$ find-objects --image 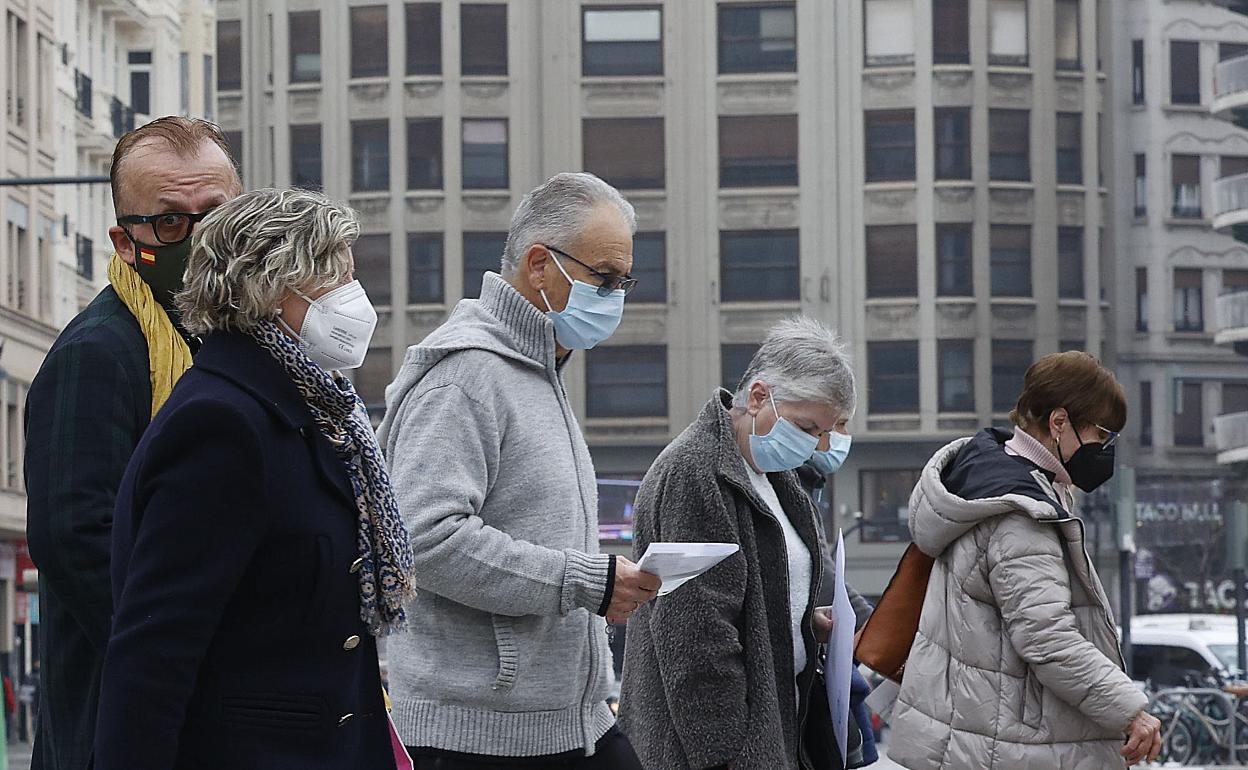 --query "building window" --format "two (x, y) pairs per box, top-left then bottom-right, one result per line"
(1221, 155), (1248, 179)
(407, 118), (443, 190)
(1056, 113), (1082, 185)
(1136, 267), (1148, 332)
(1174, 382), (1204, 447)
(354, 234), (391, 306)
(865, 110), (915, 182)
(128, 51), (151, 115)
(1134, 153), (1147, 217)
(291, 124), (322, 190)
(866, 225), (918, 298)
(868, 341), (919, 414)
(587, 346), (668, 418)
(350, 6), (389, 79)
(630, 233), (667, 303)
(1171, 154), (1201, 219)
(352, 120), (389, 192)
(407, 233), (444, 304)
(224, 131), (244, 176)
(583, 118), (665, 190)
(406, 3), (442, 75)
(936, 223), (973, 296)
(462, 4), (508, 76)
(217, 20), (242, 91)
(860, 468), (919, 542)
(1223, 269), (1248, 295)
(1173, 269), (1204, 332)
(289, 11), (321, 83)
(582, 7), (662, 76)
(719, 115), (798, 187)
(990, 225), (1031, 297)
(1057, 226), (1083, 299)
(935, 108), (971, 180)
(989, 109), (1029, 181)
(933, 0), (970, 64)
(1222, 42), (1248, 62)
(989, 0), (1028, 66)
(351, 348), (392, 414)
(1132, 40), (1145, 104)
(1170, 41), (1200, 105)
(720, 230), (800, 301)
(721, 344), (758, 391)
(718, 3), (797, 74)
(1054, 0), (1080, 70)
(992, 340), (1032, 412)
(462, 233), (506, 299)
(1224, 383), (1248, 416)
(462, 119), (508, 189)
(938, 339), (975, 412)
(1140, 381), (1152, 446)
(865, 0), (915, 67)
